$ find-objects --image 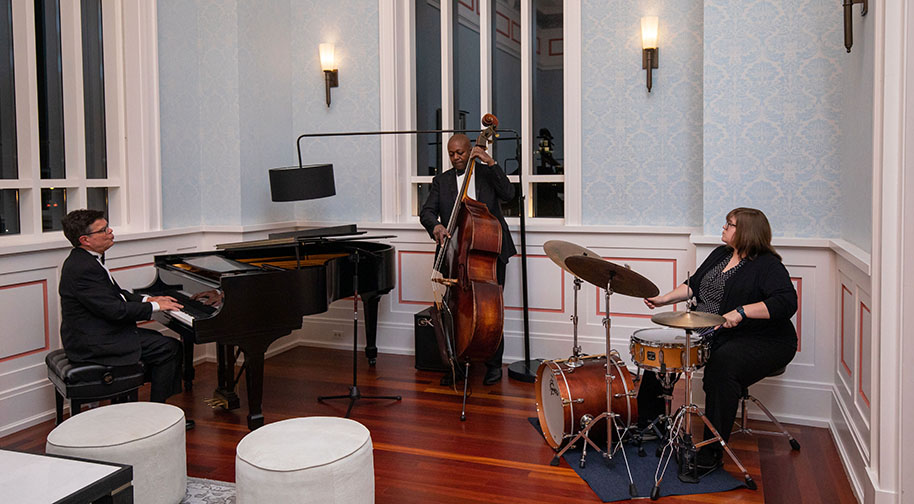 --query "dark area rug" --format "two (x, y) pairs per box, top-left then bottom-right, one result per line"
(528, 418), (745, 502)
